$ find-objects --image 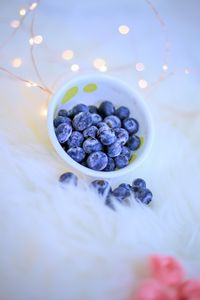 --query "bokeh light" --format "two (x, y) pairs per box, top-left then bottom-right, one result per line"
(93, 58), (106, 69)
(71, 64), (80, 72)
(62, 50), (74, 60)
(11, 58), (22, 68)
(138, 79), (148, 89)
(33, 35), (43, 45)
(136, 63), (145, 72)
(118, 25), (130, 35)
(29, 2), (38, 10)
(10, 20), (20, 28)
(19, 8), (26, 16)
